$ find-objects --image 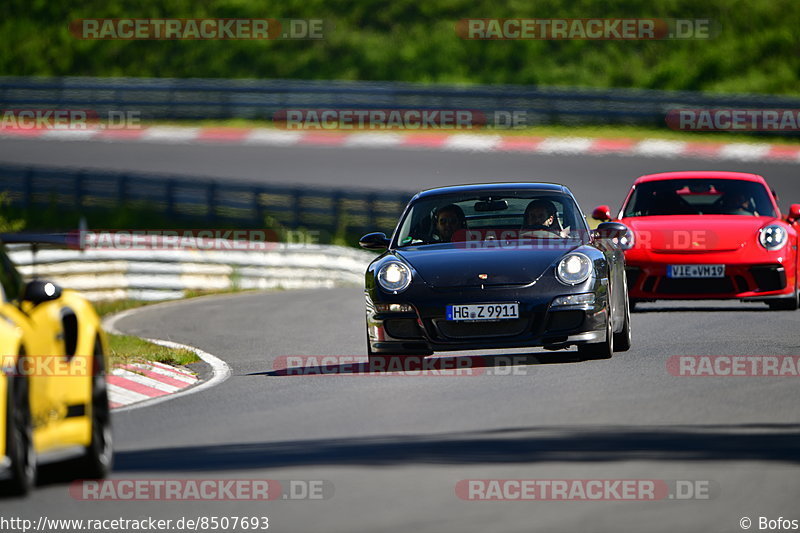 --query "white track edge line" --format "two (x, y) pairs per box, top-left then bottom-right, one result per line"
(102, 307), (231, 412)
